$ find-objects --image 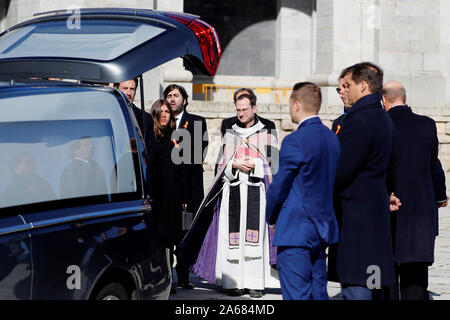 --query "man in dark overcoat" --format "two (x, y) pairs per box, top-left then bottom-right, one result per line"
(164, 84), (209, 289)
(382, 80), (448, 300)
(328, 62), (396, 300)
